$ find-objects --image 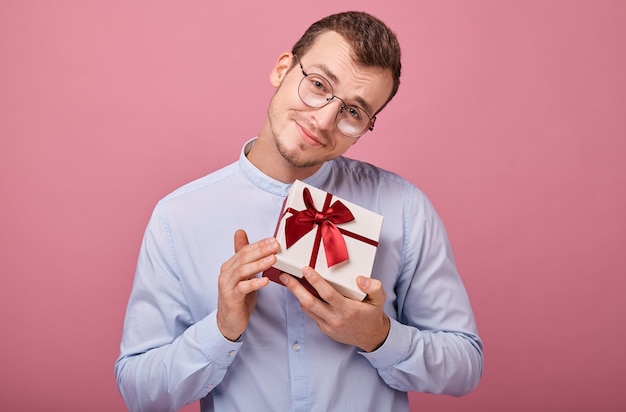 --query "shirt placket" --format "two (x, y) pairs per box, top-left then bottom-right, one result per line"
(285, 288), (309, 411)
